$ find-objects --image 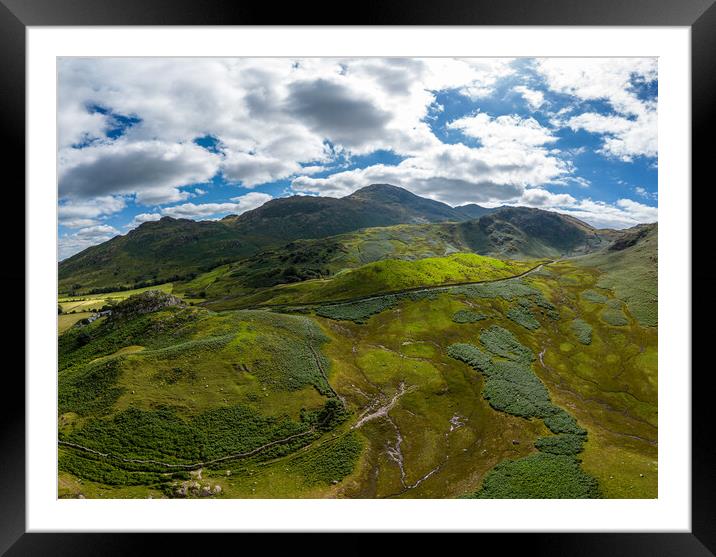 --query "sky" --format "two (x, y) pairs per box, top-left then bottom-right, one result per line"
(58, 57), (658, 260)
